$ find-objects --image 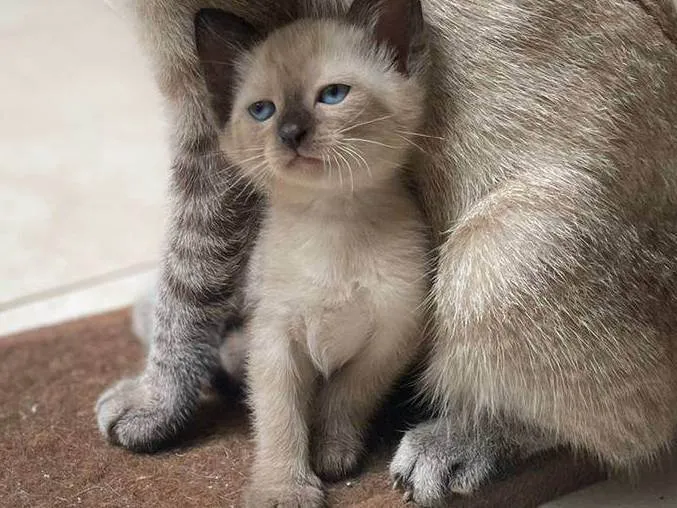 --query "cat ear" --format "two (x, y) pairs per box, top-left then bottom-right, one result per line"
(346, 0), (424, 75)
(195, 9), (261, 126)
